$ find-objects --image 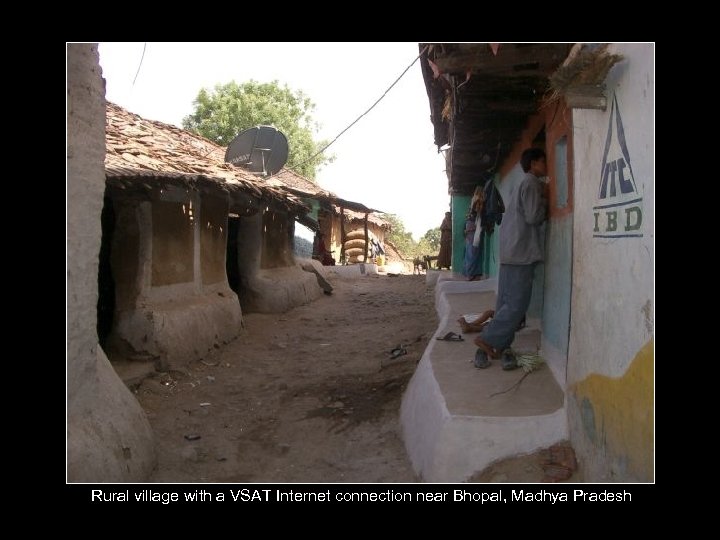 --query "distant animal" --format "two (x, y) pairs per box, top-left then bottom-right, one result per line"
(423, 255), (439, 269)
(413, 257), (428, 275)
